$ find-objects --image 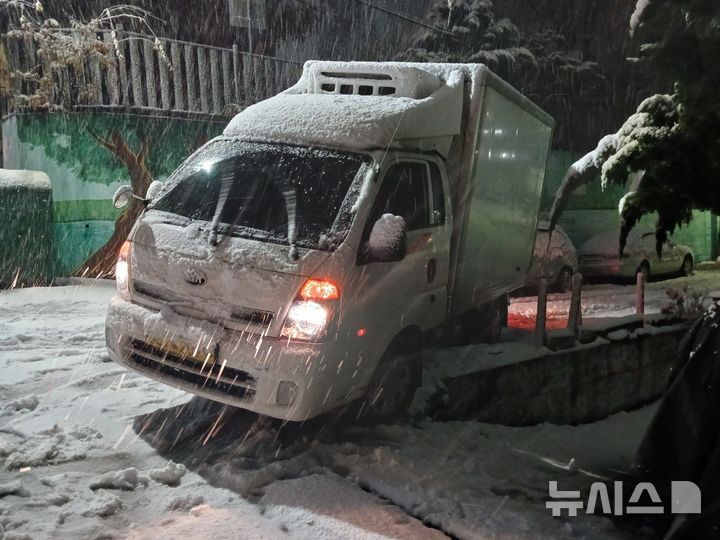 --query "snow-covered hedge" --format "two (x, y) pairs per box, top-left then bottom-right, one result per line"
(0, 169), (54, 287)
